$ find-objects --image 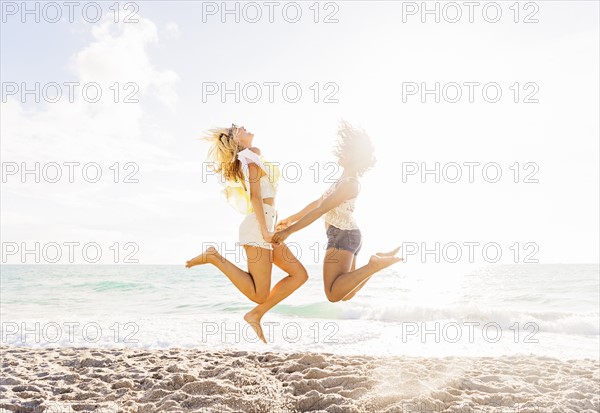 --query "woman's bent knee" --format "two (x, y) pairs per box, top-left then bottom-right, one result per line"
(325, 291), (341, 303)
(254, 290), (270, 304)
(296, 269), (309, 284)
